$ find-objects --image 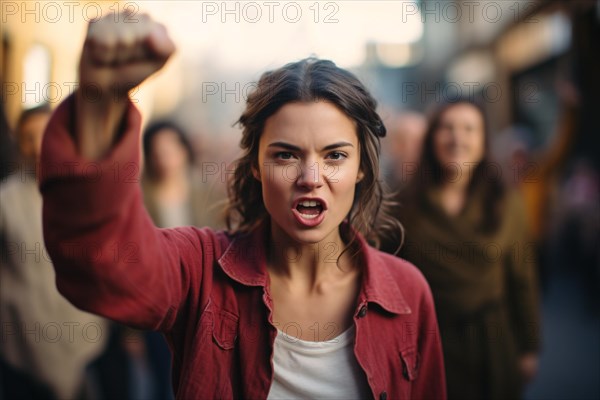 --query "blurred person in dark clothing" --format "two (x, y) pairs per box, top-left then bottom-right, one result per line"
(86, 324), (173, 400)
(0, 106), (108, 399)
(1, 357), (56, 400)
(381, 110), (427, 189)
(492, 81), (581, 293)
(554, 158), (600, 310)
(383, 100), (541, 400)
